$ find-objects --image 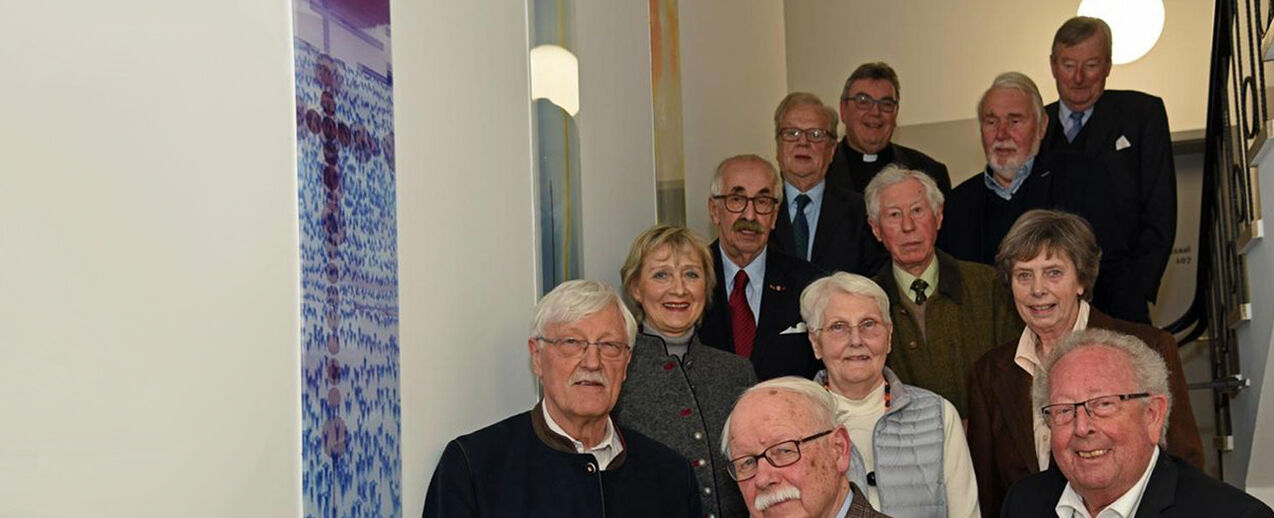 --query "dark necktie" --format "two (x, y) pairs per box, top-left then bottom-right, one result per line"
(793, 194), (812, 260)
(729, 270), (756, 358)
(910, 278), (929, 305)
(1065, 111), (1085, 142)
